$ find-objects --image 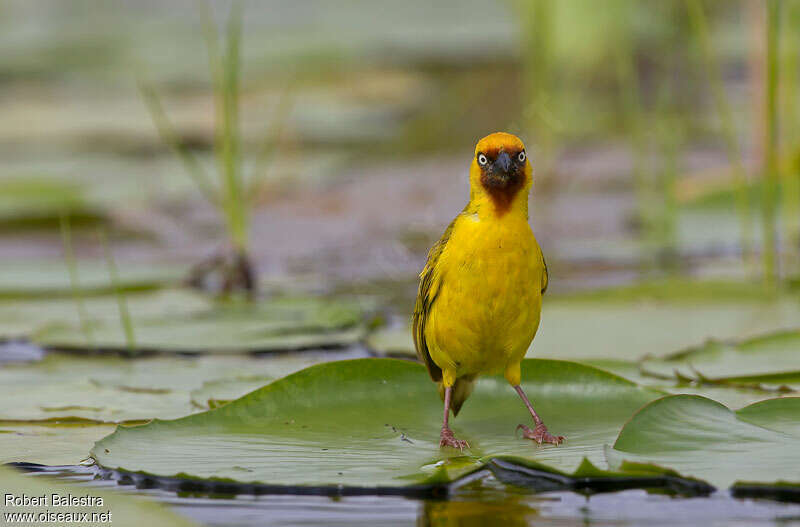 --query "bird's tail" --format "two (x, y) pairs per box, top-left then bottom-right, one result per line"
(438, 375), (477, 417)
